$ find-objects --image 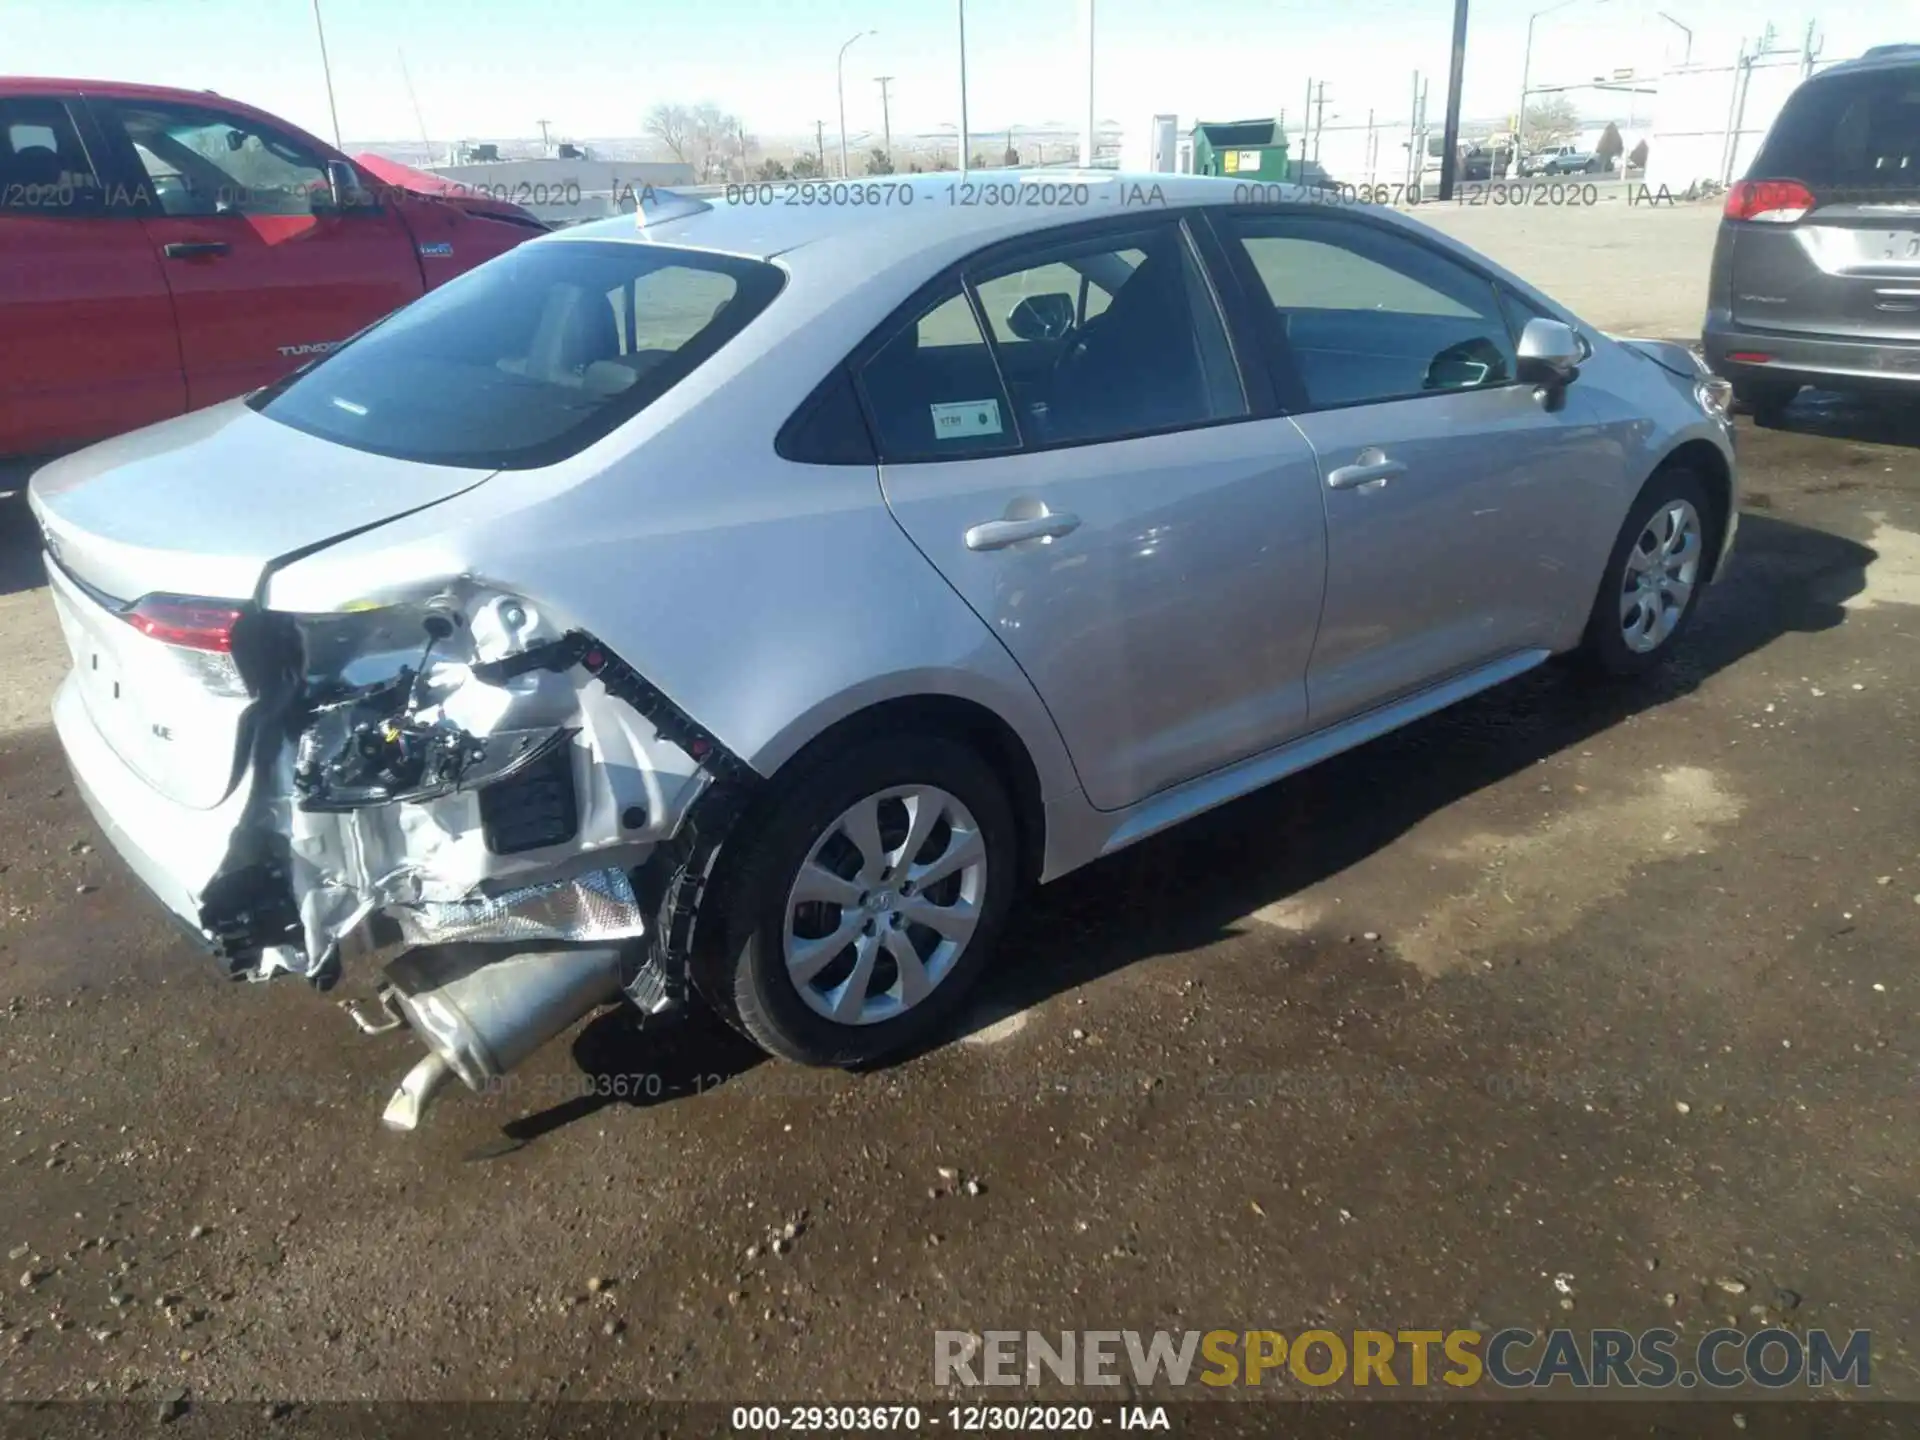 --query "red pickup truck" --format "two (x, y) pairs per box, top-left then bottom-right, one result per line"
(0, 78), (546, 462)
